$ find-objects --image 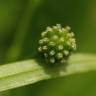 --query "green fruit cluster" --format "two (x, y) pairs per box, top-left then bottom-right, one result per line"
(38, 24), (76, 64)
